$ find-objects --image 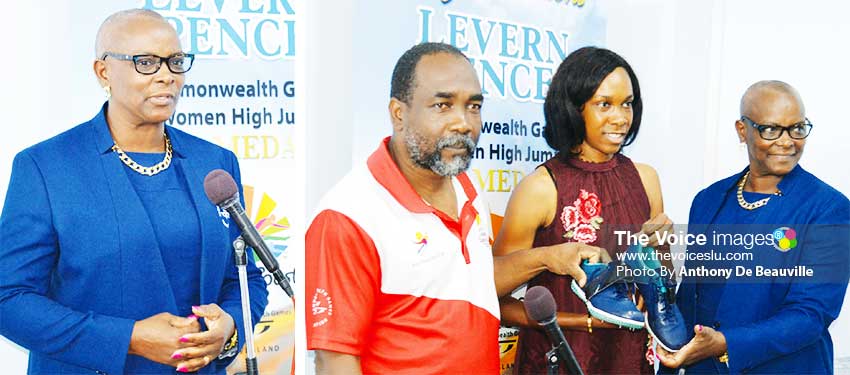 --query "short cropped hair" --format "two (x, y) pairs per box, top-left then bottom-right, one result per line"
(390, 42), (469, 104)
